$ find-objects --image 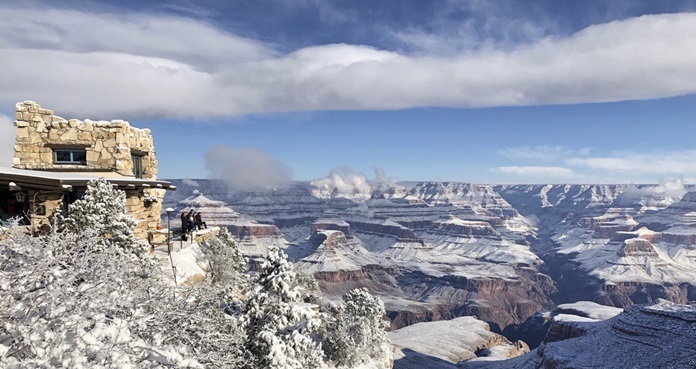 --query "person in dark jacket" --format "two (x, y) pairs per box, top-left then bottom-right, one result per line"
(187, 209), (196, 233)
(180, 210), (189, 234)
(195, 212), (207, 230)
